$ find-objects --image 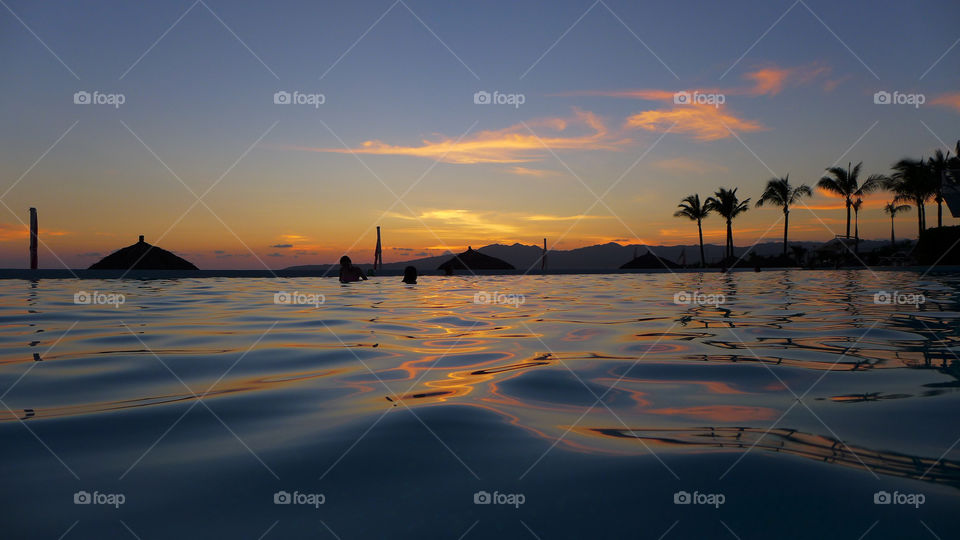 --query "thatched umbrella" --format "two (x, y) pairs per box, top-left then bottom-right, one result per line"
(437, 246), (514, 271)
(620, 250), (679, 269)
(89, 235), (198, 270)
